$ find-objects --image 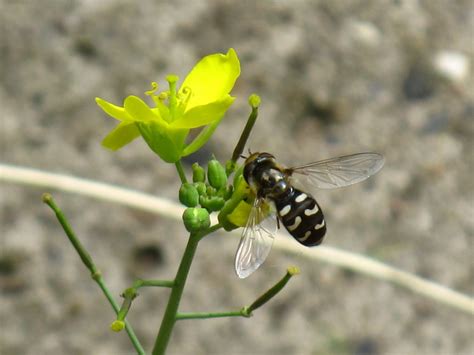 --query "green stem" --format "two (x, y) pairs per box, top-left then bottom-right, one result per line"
(176, 267), (299, 322)
(151, 223), (222, 355)
(230, 97), (260, 164)
(42, 193), (145, 355)
(133, 279), (174, 289)
(176, 309), (249, 320)
(175, 160), (188, 184)
(116, 287), (137, 323)
(113, 279), (175, 328)
(246, 266), (300, 314)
